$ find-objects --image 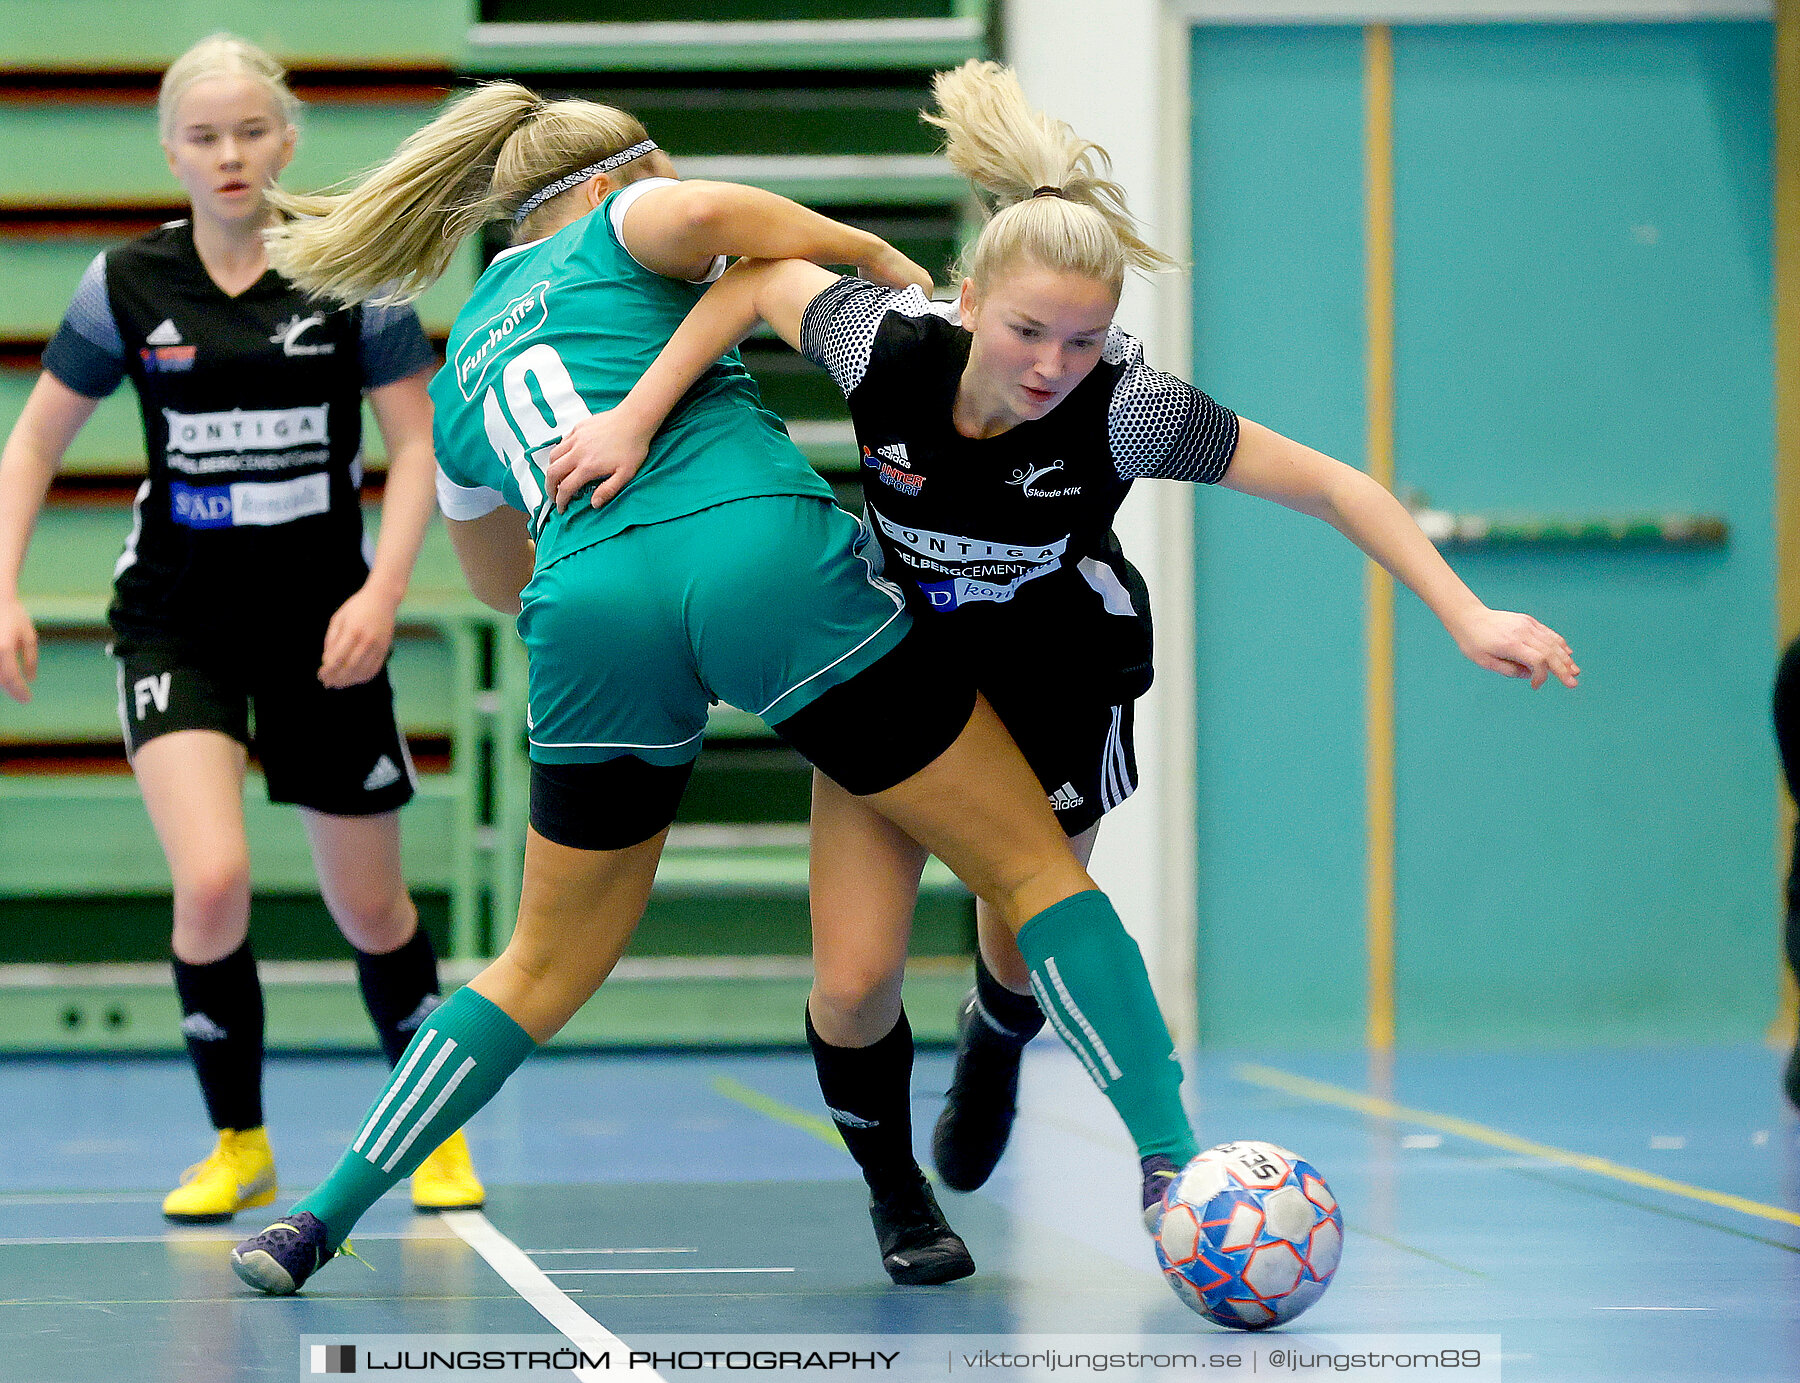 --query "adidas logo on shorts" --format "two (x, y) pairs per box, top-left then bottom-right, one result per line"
(877, 442), (910, 468)
(363, 756), (402, 792)
(1049, 782), (1085, 811)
